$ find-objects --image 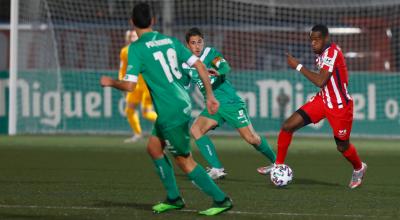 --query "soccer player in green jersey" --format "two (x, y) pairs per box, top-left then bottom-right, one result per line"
(100, 3), (232, 216)
(181, 28), (277, 179)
